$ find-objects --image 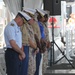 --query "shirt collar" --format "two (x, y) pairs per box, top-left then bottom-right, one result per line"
(12, 19), (20, 29)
